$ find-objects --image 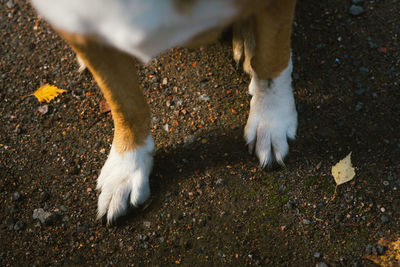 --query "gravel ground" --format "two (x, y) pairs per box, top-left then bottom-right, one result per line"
(1, 0), (399, 266)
